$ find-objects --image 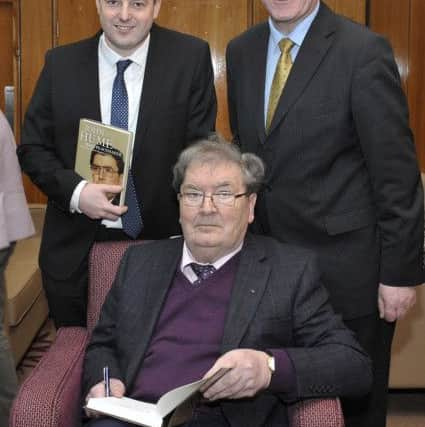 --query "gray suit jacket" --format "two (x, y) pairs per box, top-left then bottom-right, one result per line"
(226, 2), (423, 320)
(0, 110), (34, 249)
(83, 234), (371, 426)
